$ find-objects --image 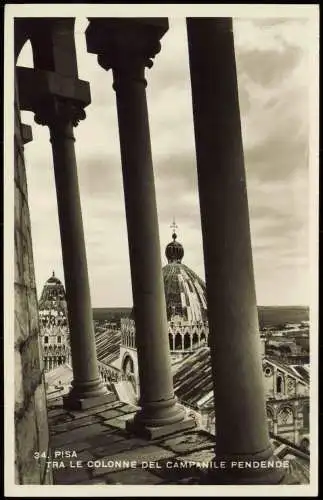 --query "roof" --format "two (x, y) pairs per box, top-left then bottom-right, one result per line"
(173, 348), (310, 410)
(95, 328), (121, 366)
(173, 347), (213, 408)
(265, 357), (309, 385)
(162, 263), (208, 323)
